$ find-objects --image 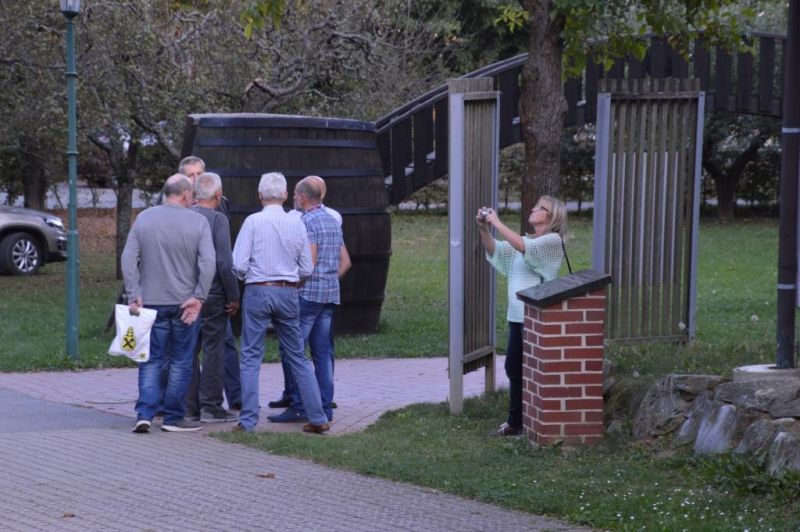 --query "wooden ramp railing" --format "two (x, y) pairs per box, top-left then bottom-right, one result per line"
(376, 32), (787, 205)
